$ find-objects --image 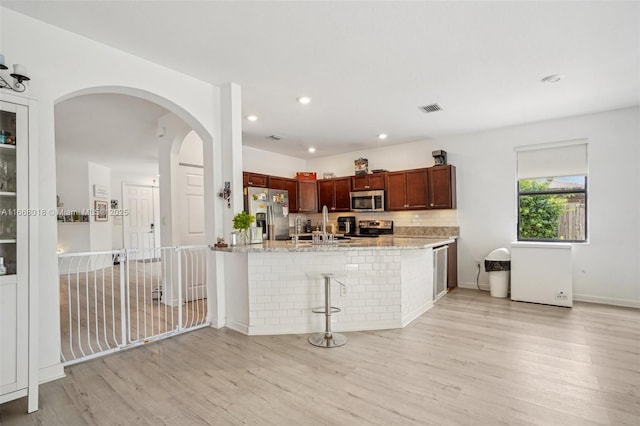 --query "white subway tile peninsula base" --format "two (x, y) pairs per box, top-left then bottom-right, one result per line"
(214, 237), (454, 335)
